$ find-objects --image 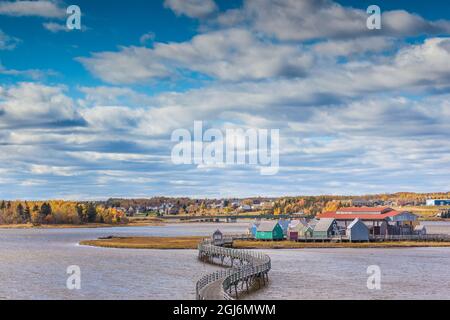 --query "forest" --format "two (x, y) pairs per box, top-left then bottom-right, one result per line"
(0, 200), (127, 225)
